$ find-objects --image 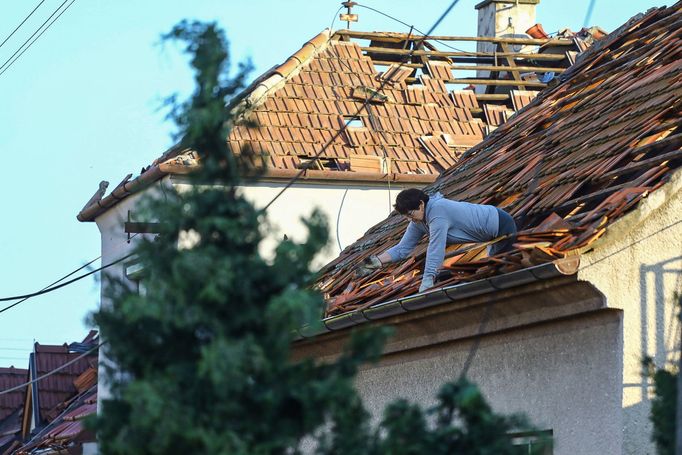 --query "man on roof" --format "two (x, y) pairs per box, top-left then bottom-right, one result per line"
(357, 188), (517, 293)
